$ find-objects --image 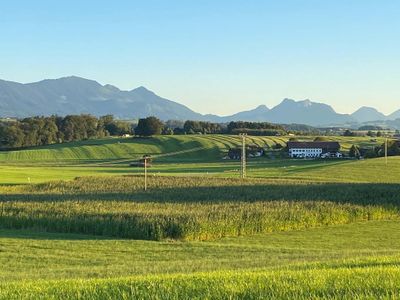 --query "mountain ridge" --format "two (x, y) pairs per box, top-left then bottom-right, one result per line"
(0, 76), (399, 126)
